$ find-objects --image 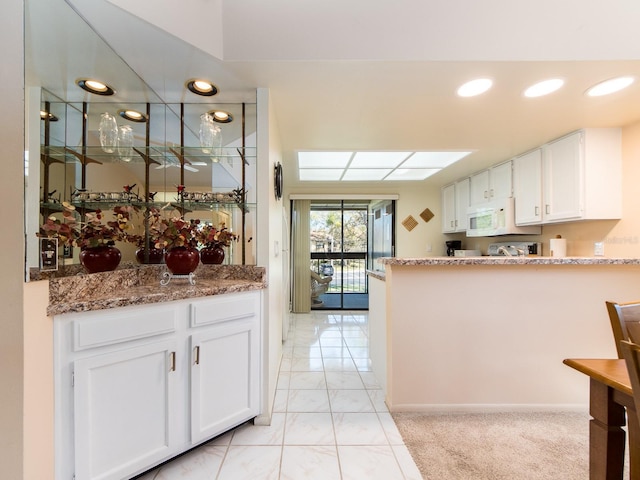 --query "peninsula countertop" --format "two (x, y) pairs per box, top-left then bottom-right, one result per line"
(47, 264), (266, 316)
(377, 256), (640, 266)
